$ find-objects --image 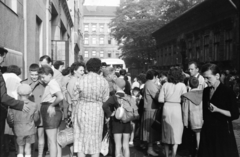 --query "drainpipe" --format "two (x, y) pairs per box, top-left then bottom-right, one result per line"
(46, 0), (49, 55)
(23, 0), (27, 78)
